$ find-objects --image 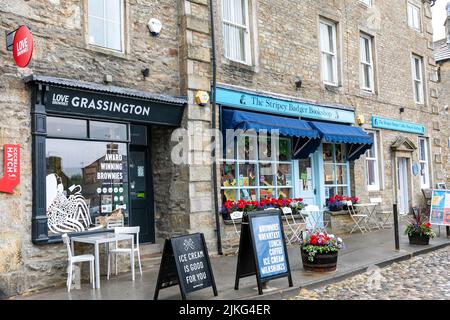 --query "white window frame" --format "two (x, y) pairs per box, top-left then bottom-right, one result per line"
(220, 135), (294, 201)
(322, 143), (351, 199)
(319, 19), (339, 86)
(359, 0), (372, 6)
(407, 2), (421, 31)
(418, 137), (430, 189)
(411, 54), (424, 104)
(221, 0), (252, 65)
(365, 131), (380, 191)
(87, 0), (125, 53)
(360, 33), (374, 92)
